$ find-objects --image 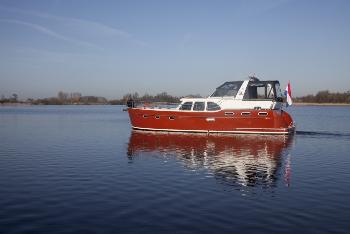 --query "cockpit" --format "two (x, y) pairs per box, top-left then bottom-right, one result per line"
(210, 78), (283, 101)
(243, 80), (283, 101)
